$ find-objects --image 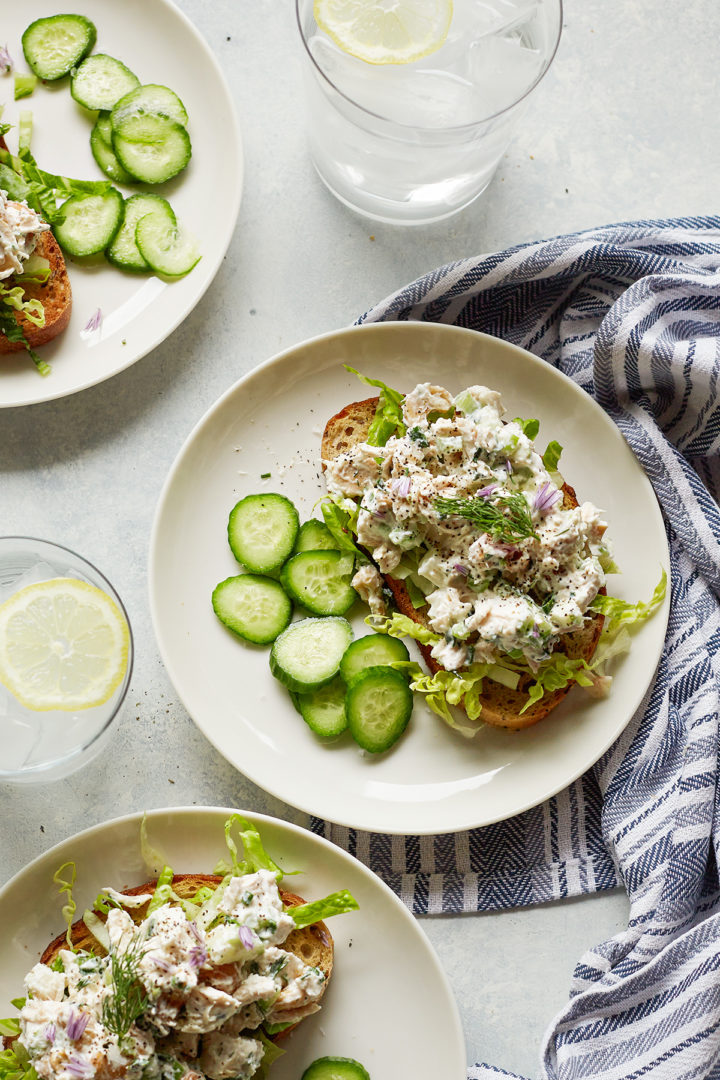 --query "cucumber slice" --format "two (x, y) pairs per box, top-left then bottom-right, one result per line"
(340, 633), (410, 683)
(302, 1058), (371, 1080)
(111, 83), (189, 130)
(296, 676), (348, 738)
(72, 54), (140, 111)
(135, 213), (200, 277)
(107, 193), (175, 271)
(53, 188), (124, 257)
(212, 575), (291, 645)
(22, 14), (96, 80)
(270, 617), (353, 693)
(281, 551), (357, 616)
(293, 519), (338, 553)
(346, 666), (413, 753)
(113, 114), (192, 184)
(228, 494), (299, 574)
(90, 113), (135, 186)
